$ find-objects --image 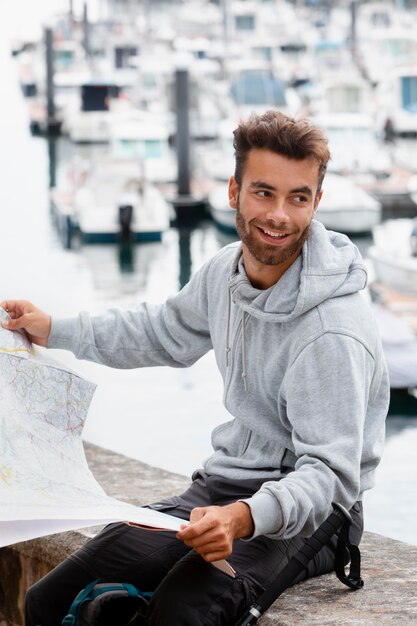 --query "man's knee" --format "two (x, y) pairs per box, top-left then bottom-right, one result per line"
(146, 554), (256, 626)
